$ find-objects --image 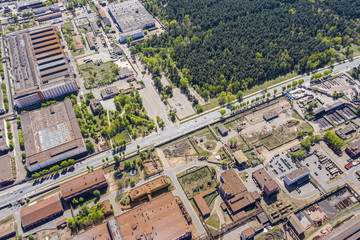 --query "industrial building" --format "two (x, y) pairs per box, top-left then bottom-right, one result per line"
(72, 35), (84, 50)
(263, 110), (278, 121)
(252, 168), (279, 196)
(118, 67), (134, 79)
(287, 213), (305, 239)
(220, 169), (260, 220)
(320, 215), (360, 240)
(0, 155), (14, 186)
(18, 0), (45, 11)
(60, 169), (108, 201)
(283, 166), (310, 186)
(241, 227), (255, 240)
(36, 12), (62, 22)
(0, 119), (9, 153)
(0, 218), (16, 240)
(98, 9), (106, 19)
(335, 124), (356, 140)
(20, 99), (87, 172)
(108, 0), (155, 33)
(86, 32), (96, 50)
(129, 176), (169, 202)
(68, 222), (111, 240)
(7, 26), (78, 108)
(346, 140), (360, 158)
(233, 150), (248, 168)
(119, 30), (145, 44)
(115, 192), (191, 239)
(101, 86), (119, 99)
(217, 124), (228, 136)
(20, 194), (63, 230)
(193, 187), (217, 217)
